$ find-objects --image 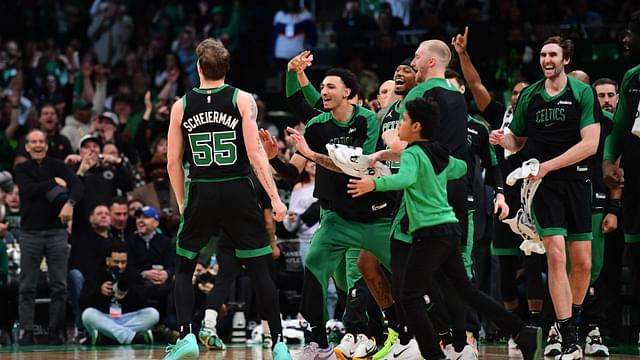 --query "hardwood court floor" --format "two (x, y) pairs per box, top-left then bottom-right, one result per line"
(1, 344), (639, 359)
